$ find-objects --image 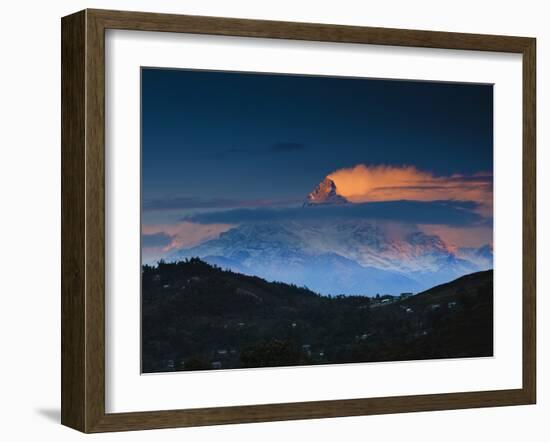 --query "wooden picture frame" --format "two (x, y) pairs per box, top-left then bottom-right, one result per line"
(61, 8), (536, 433)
